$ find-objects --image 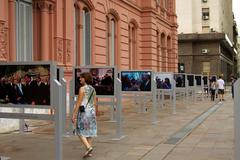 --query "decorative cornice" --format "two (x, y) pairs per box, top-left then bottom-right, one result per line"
(74, 0), (94, 10)
(33, 0), (55, 11)
(107, 8), (120, 21)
